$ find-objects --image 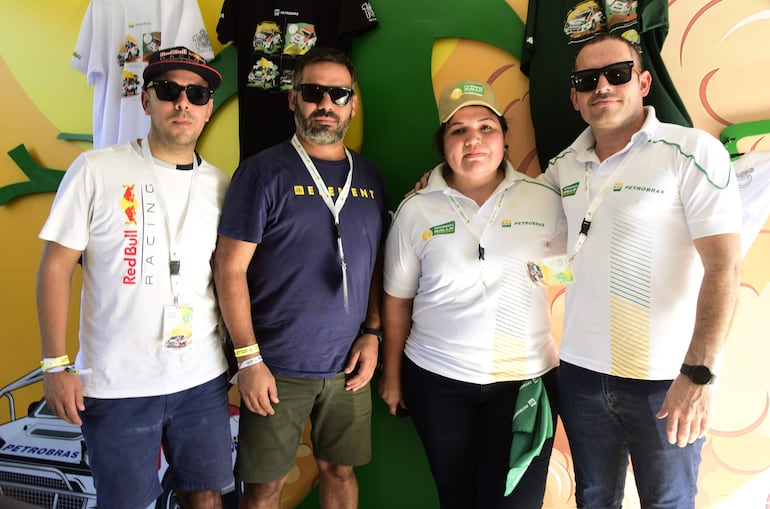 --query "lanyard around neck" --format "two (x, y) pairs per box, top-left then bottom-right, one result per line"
(141, 138), (199, 305)
(568, 139), (645, 264)
(290, 135), (354, 312)
(446, 188), (507, 287)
